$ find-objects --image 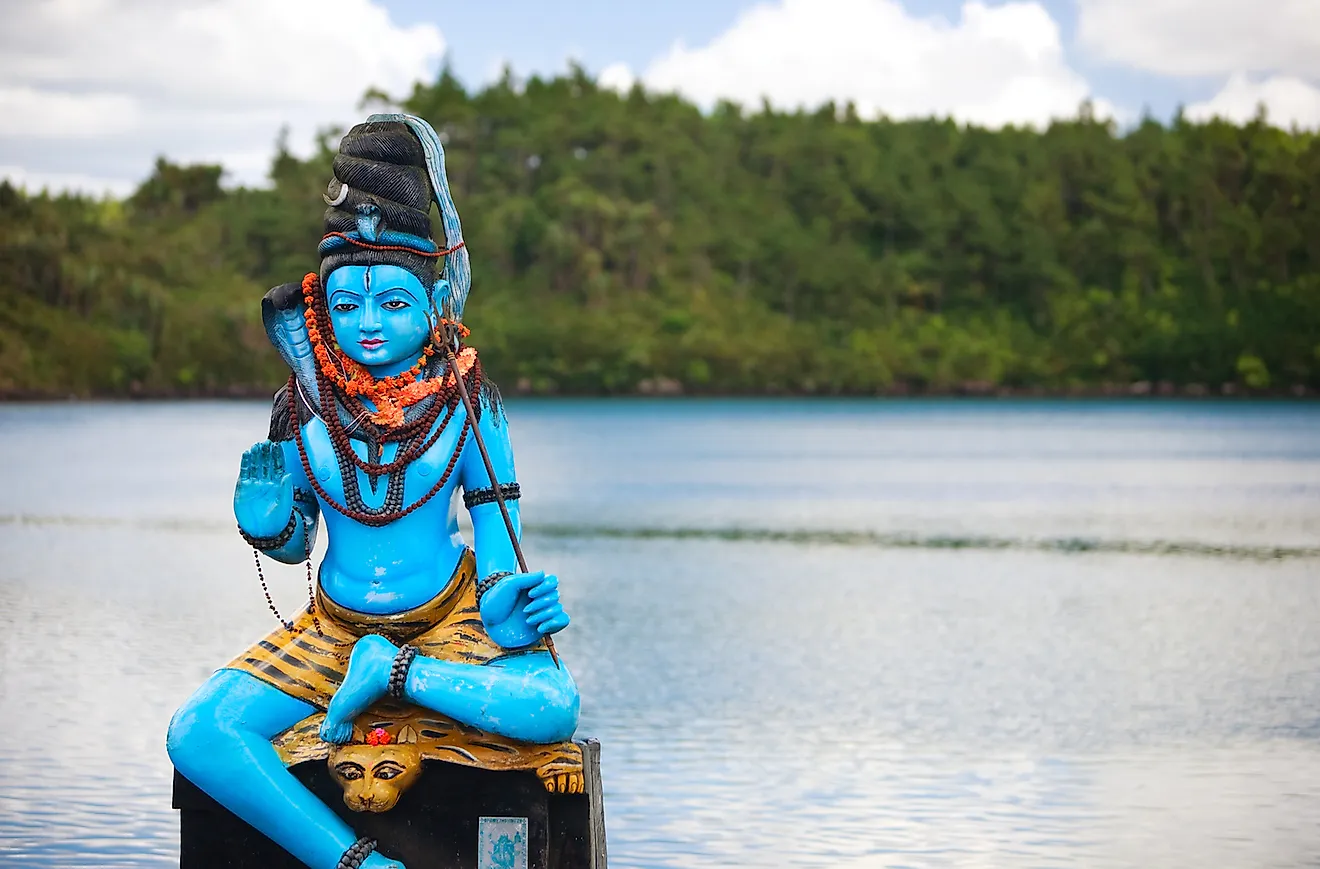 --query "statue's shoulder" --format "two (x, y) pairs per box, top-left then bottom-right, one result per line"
(268, 381), (315, 442)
